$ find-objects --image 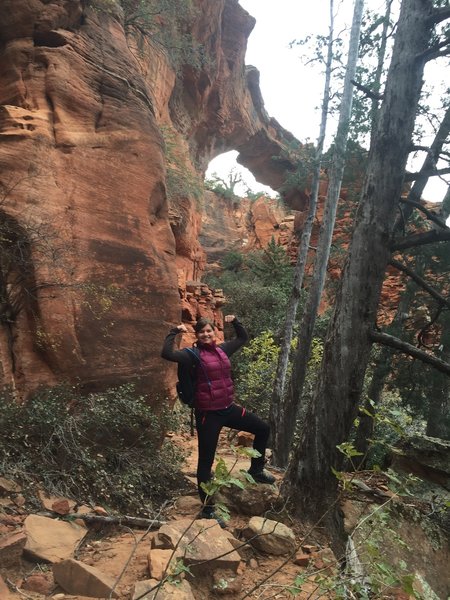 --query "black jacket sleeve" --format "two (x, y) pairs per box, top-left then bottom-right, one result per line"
(161, 329), (193, 365)
(220, 319), (249, 357)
